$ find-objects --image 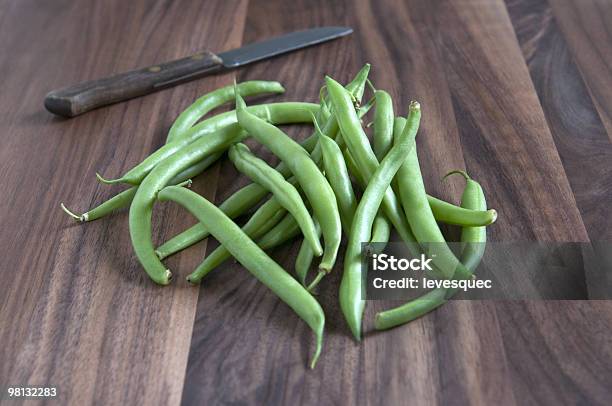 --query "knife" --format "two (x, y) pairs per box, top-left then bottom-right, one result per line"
(44, 26), (352, 117)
